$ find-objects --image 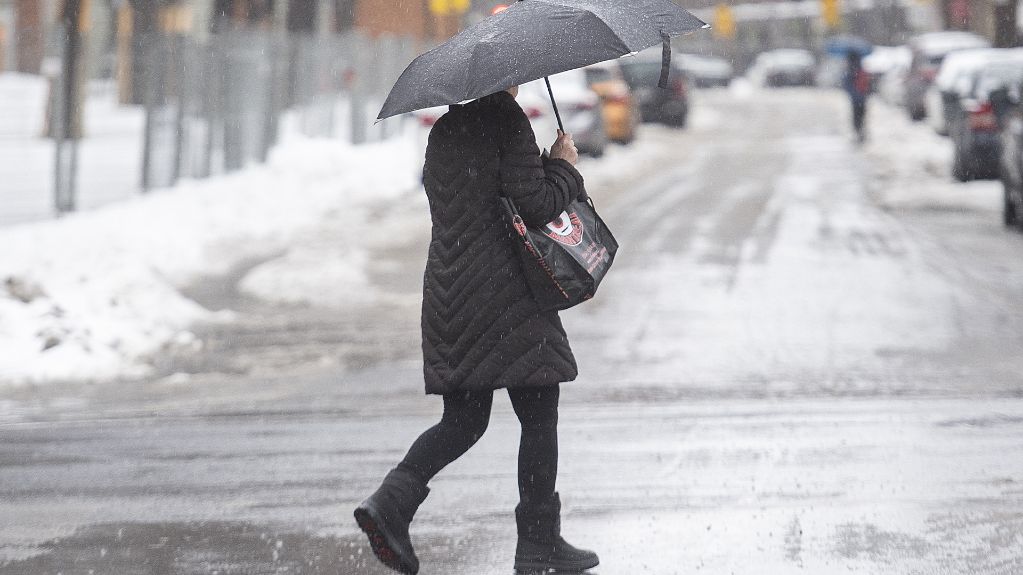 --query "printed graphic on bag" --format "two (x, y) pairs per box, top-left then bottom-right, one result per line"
(582, 241), (610, 274)
(545, 211), (584, 246)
